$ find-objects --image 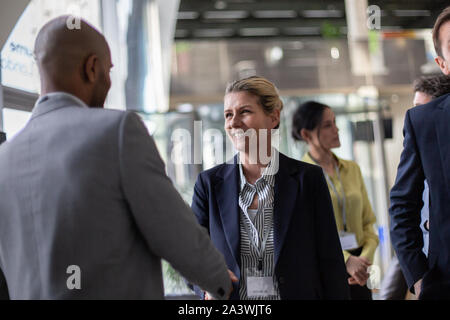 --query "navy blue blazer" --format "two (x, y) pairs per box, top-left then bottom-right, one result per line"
(390, 93), (450, 298)
(191, 152), (350, 300)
